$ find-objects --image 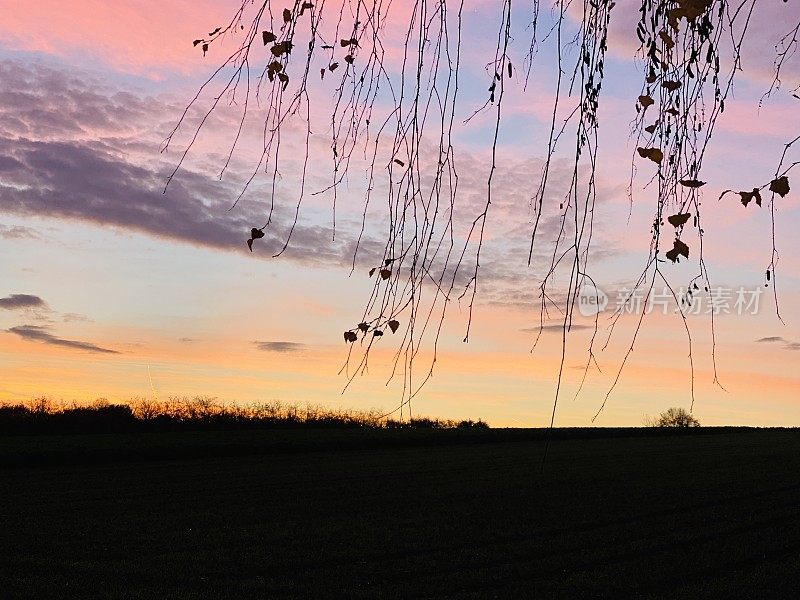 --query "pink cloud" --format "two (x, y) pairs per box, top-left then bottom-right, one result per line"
(0, 0), (235, 76)
(0, 0), (504, 78)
